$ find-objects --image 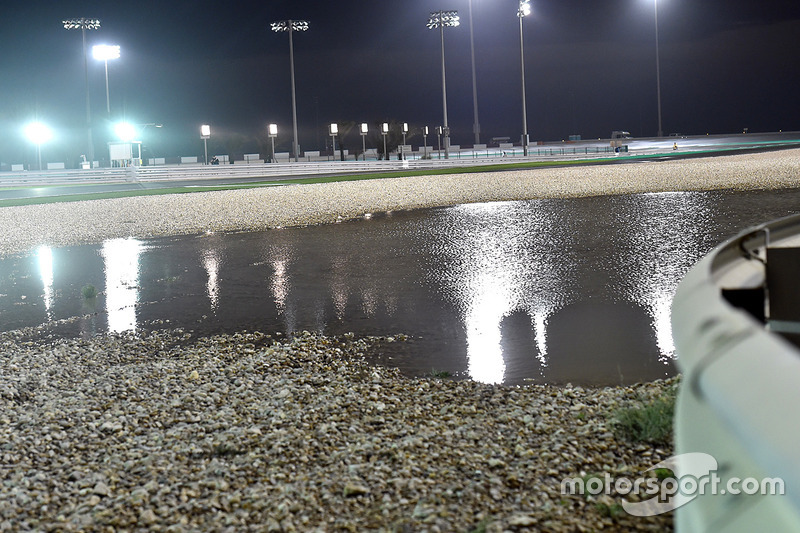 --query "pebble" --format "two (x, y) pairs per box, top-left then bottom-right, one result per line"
(0, 326), (677, 531)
